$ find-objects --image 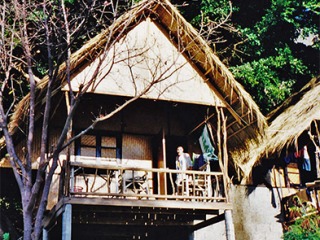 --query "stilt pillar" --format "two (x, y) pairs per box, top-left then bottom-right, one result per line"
(225, 209), (235, 240)
(62, 204), (72, 240)
(188, 231), (194, 240)
(42, 228), (48, 240)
